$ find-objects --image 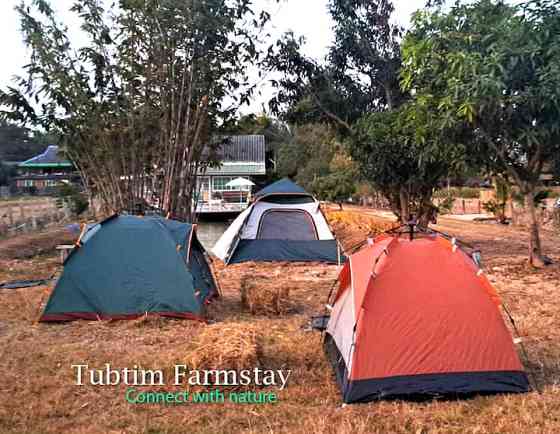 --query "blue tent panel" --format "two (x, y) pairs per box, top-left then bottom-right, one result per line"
(40, 215), (217, 322)
(229, 239), (343, 264)
(254, 178), (312, 199)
